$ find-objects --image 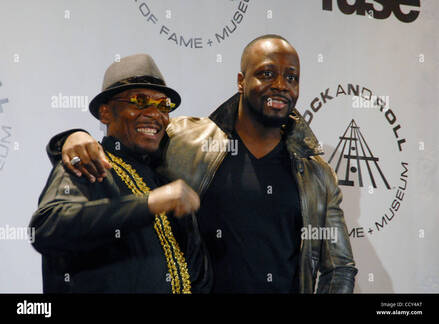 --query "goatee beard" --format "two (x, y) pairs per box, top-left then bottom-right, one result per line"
(244, 96), (290, 128)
